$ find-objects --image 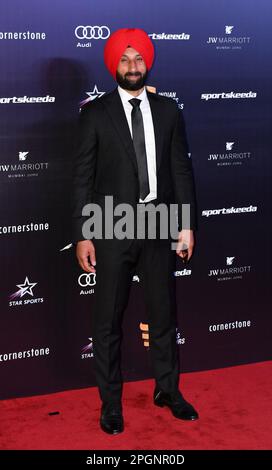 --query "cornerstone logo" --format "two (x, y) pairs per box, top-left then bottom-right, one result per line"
(0, 31), (46, 40)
